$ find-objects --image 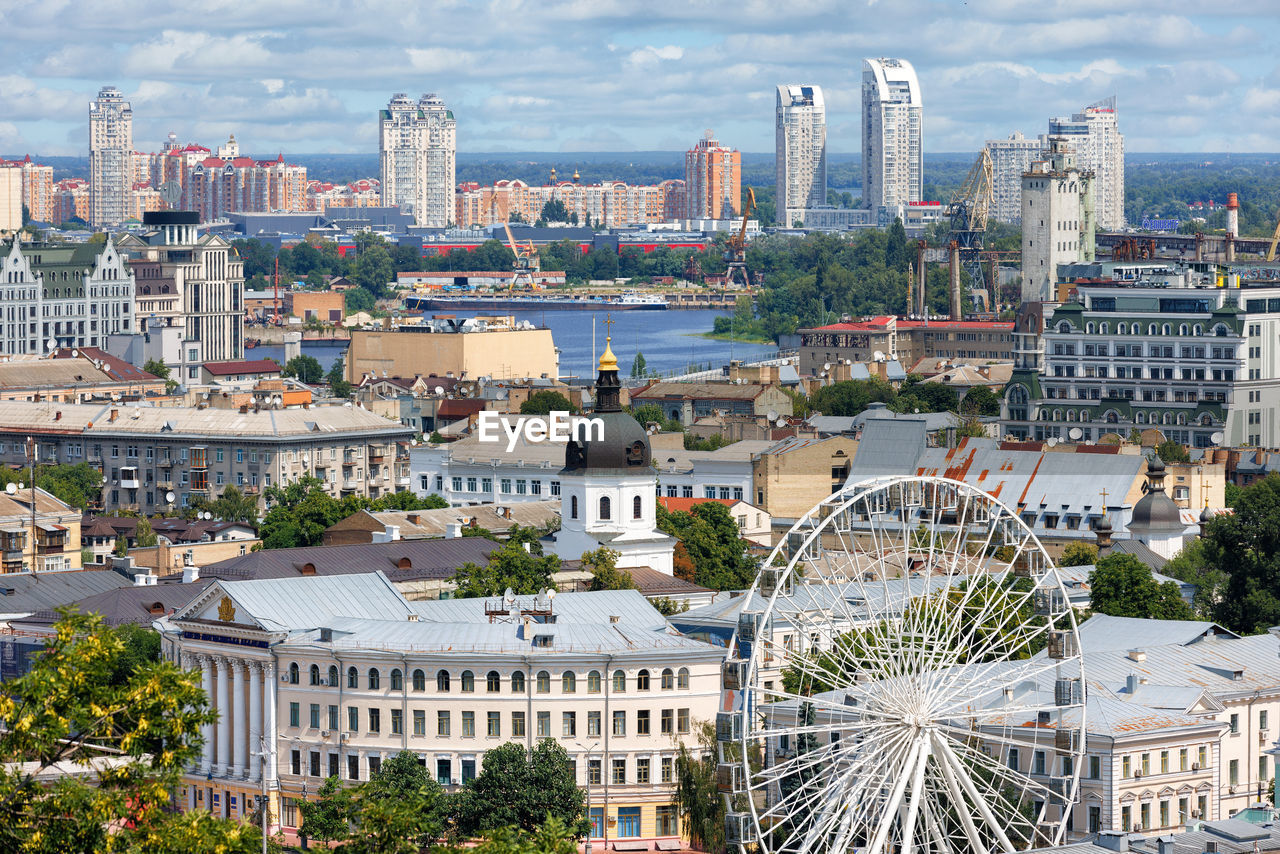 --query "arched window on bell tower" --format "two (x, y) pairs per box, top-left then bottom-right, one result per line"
(633, 495), (642, 520)
(570, 495), (578, 519)
(599, 496), (611, 520)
